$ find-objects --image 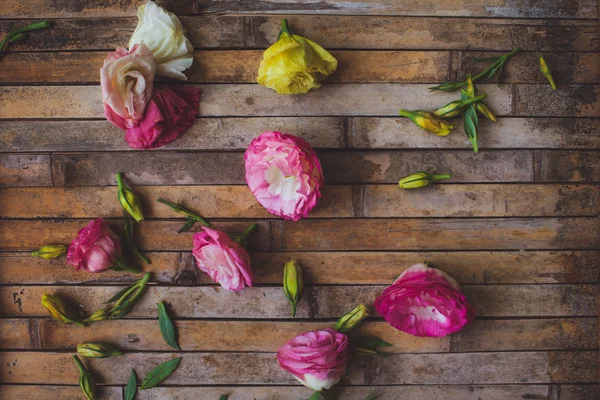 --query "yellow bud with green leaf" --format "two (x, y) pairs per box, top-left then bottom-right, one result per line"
(283, 260), (303, 317)
(77, 342), (123, 358)
(398, 172), (451, 189)
(116, 172), (144, 222)
(73, 355), (97, 400)
(31, 244), (66, 259)
(399, 110), (453, 136)
(538, 52), (556, 90)
(41, 293), (78, 325)
(334, 304), (369, 332)
(476, 102), (496, 122)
